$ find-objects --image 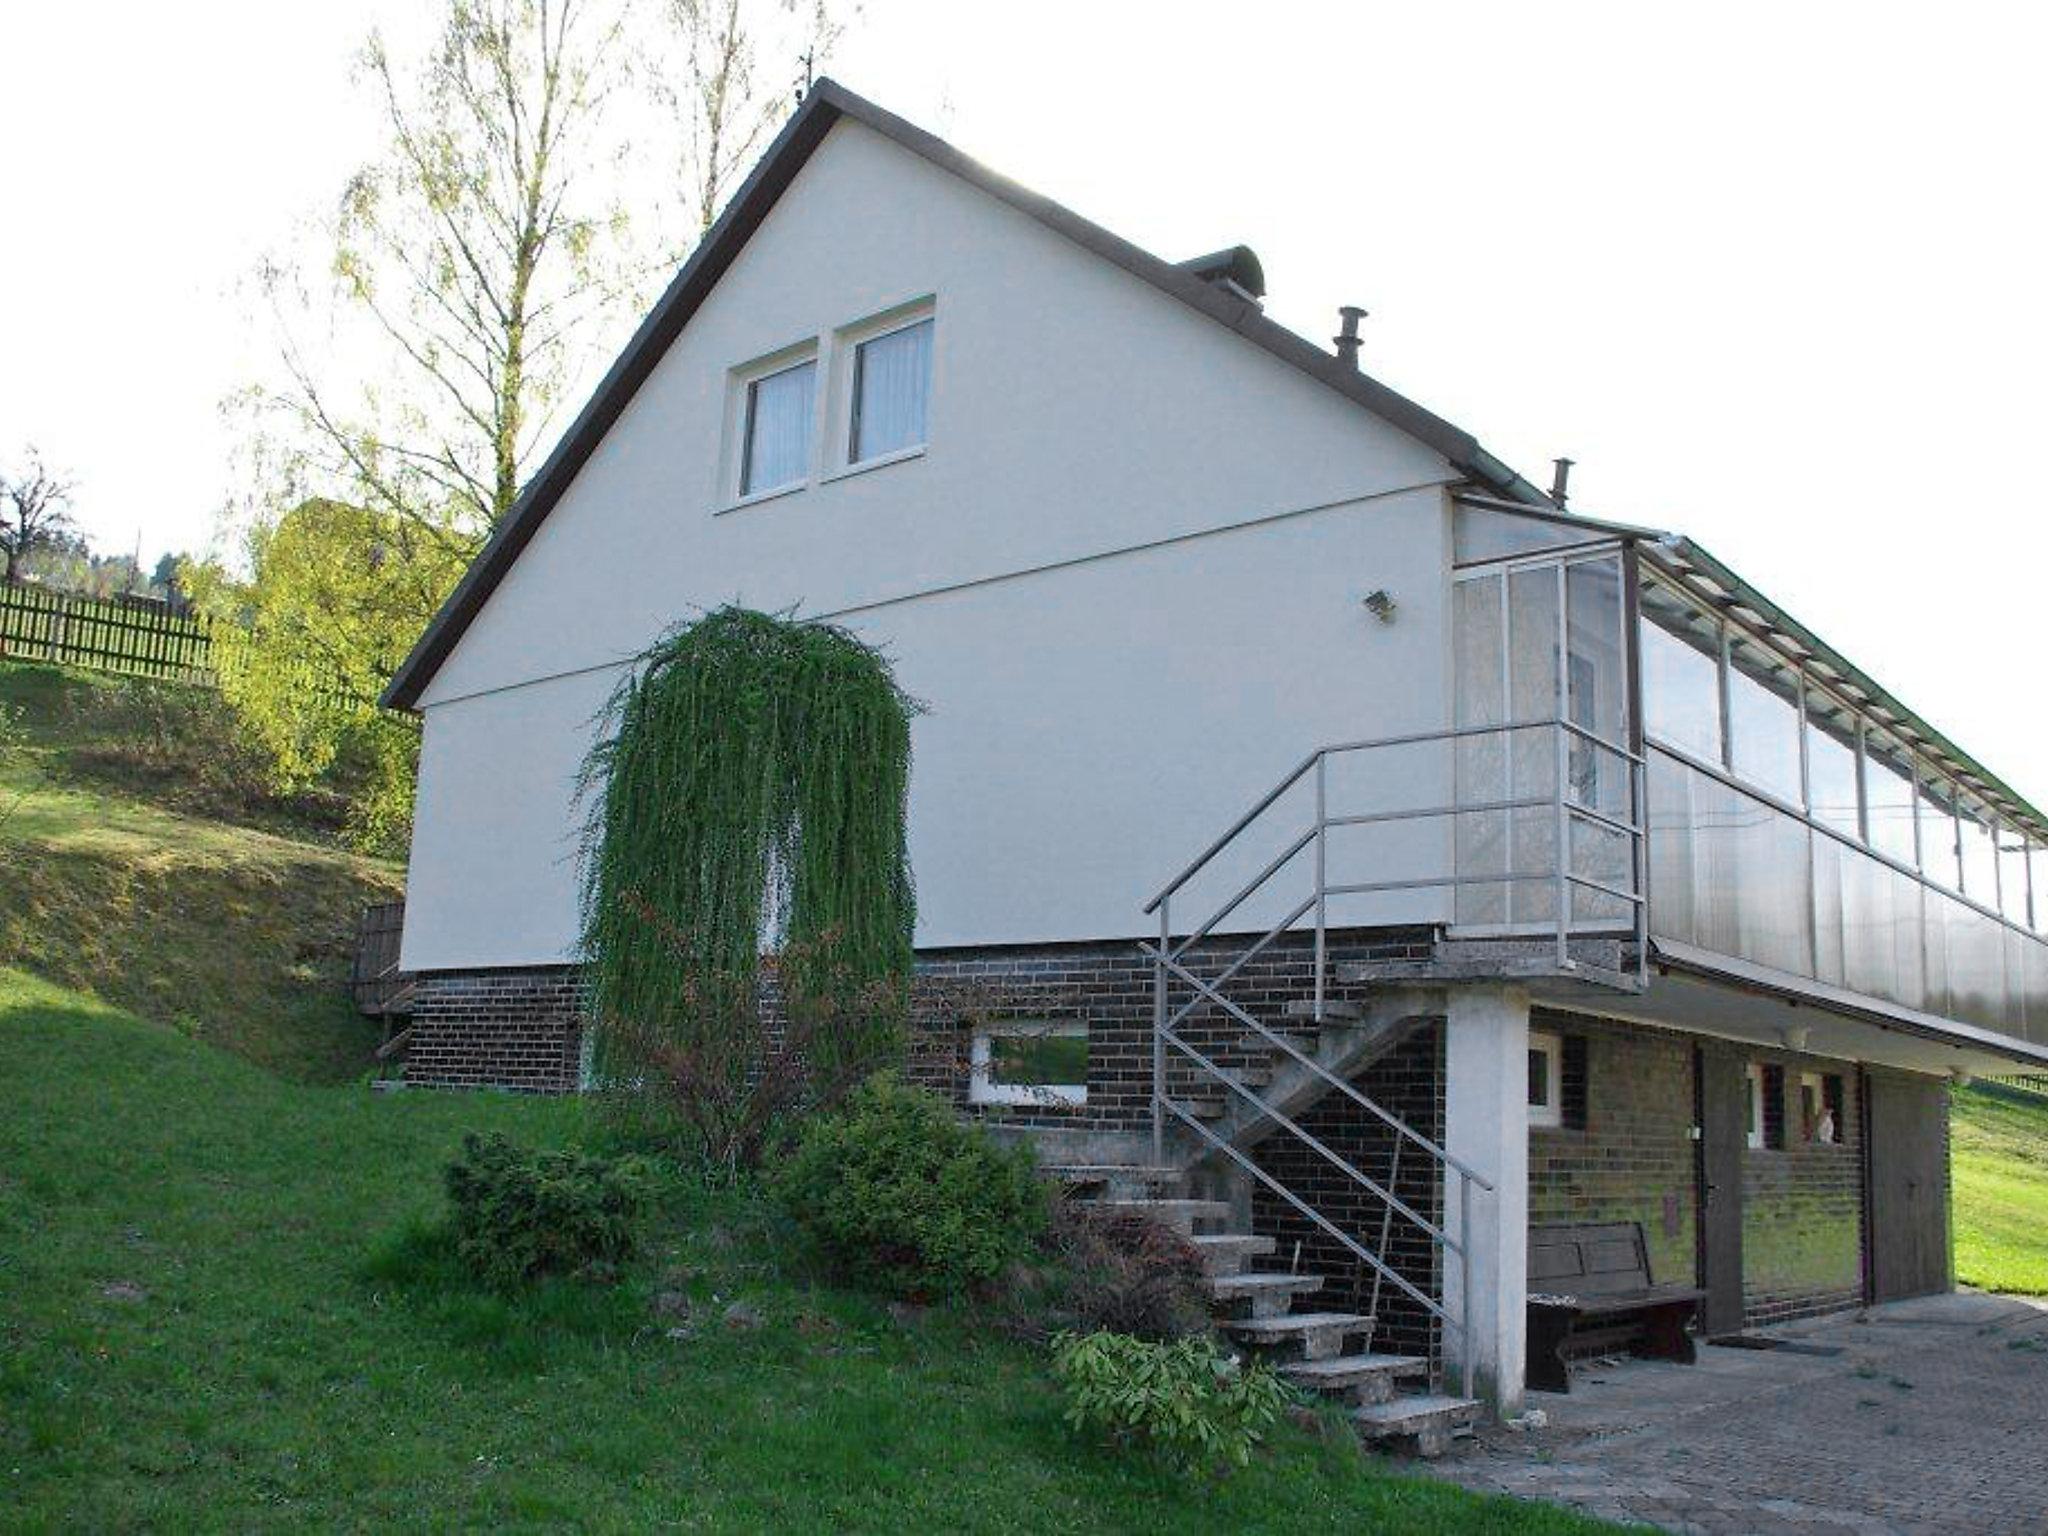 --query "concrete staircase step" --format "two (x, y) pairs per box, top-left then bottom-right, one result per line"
(1042, 1164), (1181, 1200)
(1281, 998), (1365, 1022)
(1093, 1197), (1231, 1235)
(1168, 1097), (1226, 1121)
(1352, 1393), (1482, 1459)
(1189, 1233), (1276, 1275)
(1206, 1270), (1324, 1318)
(1279, 1352), (1428, 1404)
(1225, 1310), (1374, 1361)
